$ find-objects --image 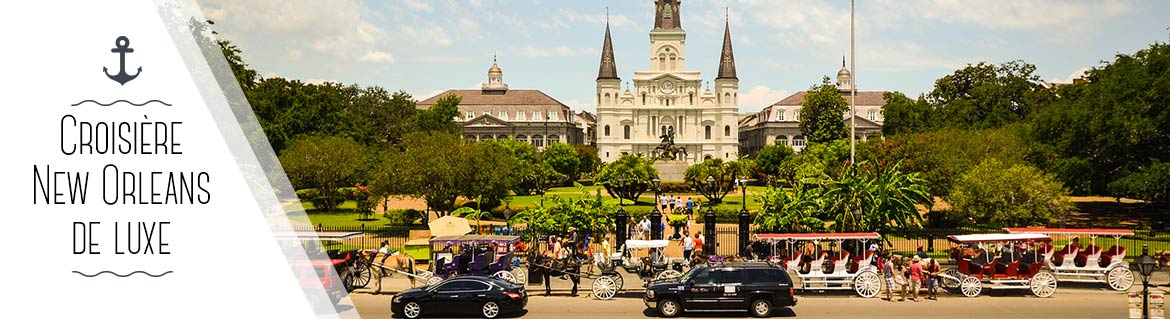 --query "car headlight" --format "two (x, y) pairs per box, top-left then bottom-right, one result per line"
(646, 290), (655, 299)
(393, 295), (403, 303)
